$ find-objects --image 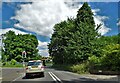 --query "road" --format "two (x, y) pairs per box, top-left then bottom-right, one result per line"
(1, 67), (118, 83)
